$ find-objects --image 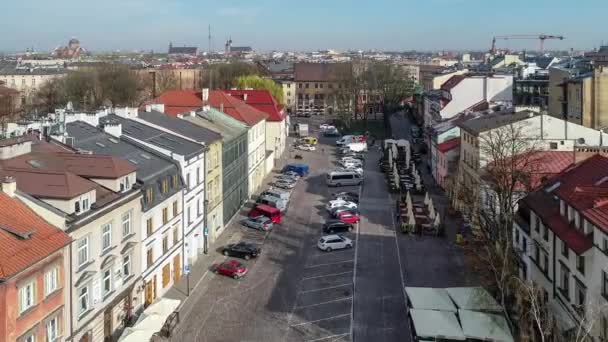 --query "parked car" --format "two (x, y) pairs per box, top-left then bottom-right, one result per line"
(335, 194), (359, 204)
(296, 144), (316, 151)
(282, 171), (301, 180)
(222, 242), (261, 260)
(332, 191), (360, 200)
(323, 220), (353, 234)
(273, 179), (297, 189)
(317, 235), (353, 252)
(212, 260), (248, 279)
(242, 215), (274, 231)
(301, 137), (318, 145)
(282, 163), (310, 176)
(326, 200), (357, 211)
(276, 174), (299, 182)
(331, 206), (360, 217)
(338, 211), (360, 224)
(341, 160), (363, 169)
